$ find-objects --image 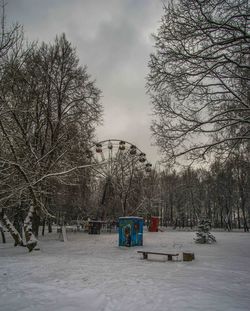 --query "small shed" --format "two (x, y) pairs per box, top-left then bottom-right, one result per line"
(119, 217), (143, 247)
(148, 216), (159, 232)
